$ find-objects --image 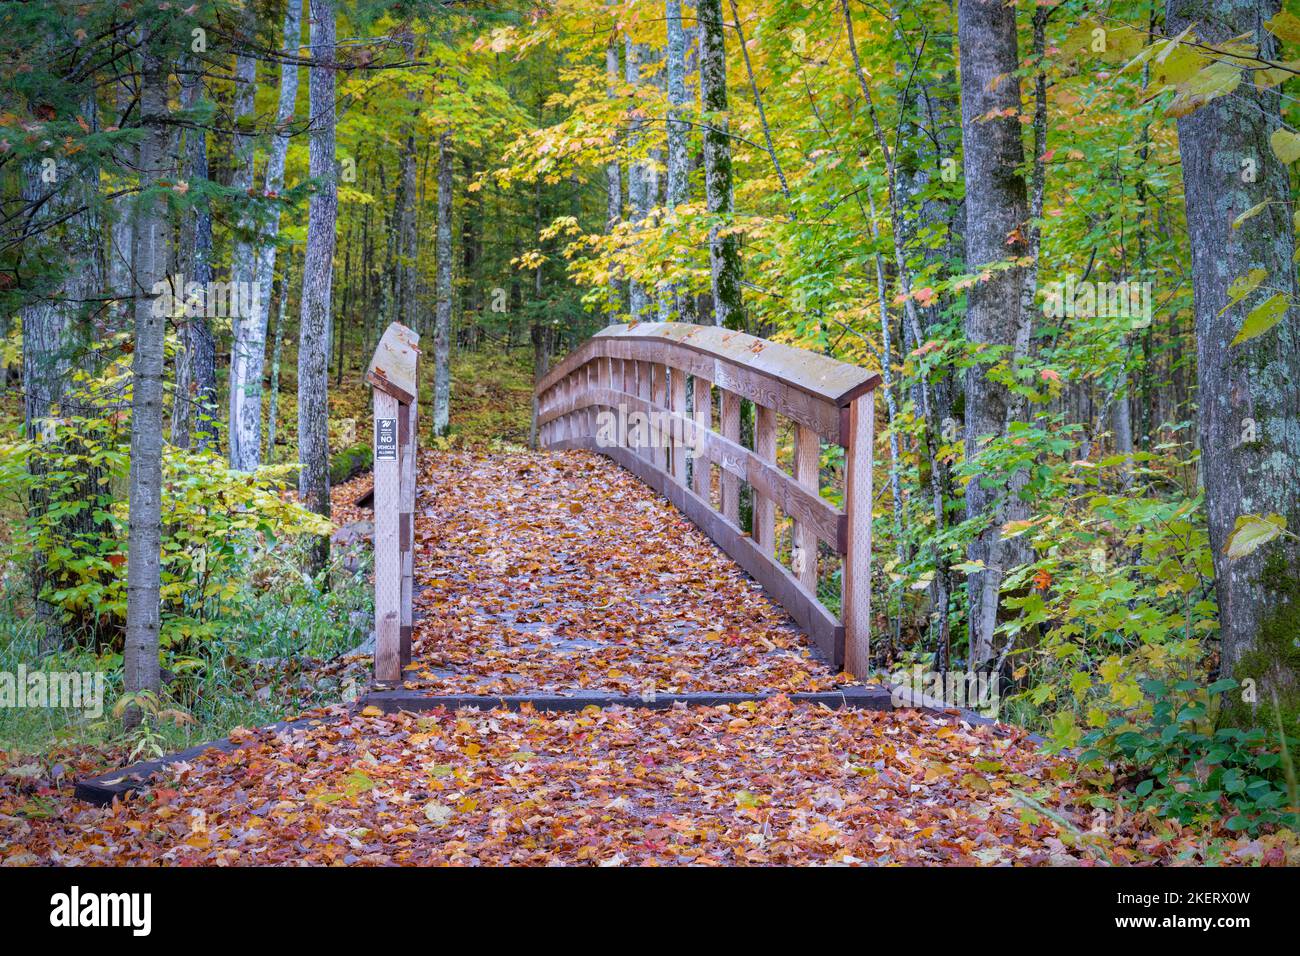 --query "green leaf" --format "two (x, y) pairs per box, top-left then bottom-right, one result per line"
(1271, 127), (1300, 164)
(1231, 292), (1288, 345)
(1224, 513), (1286, 559)
(1232, 202), (1271, 229)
